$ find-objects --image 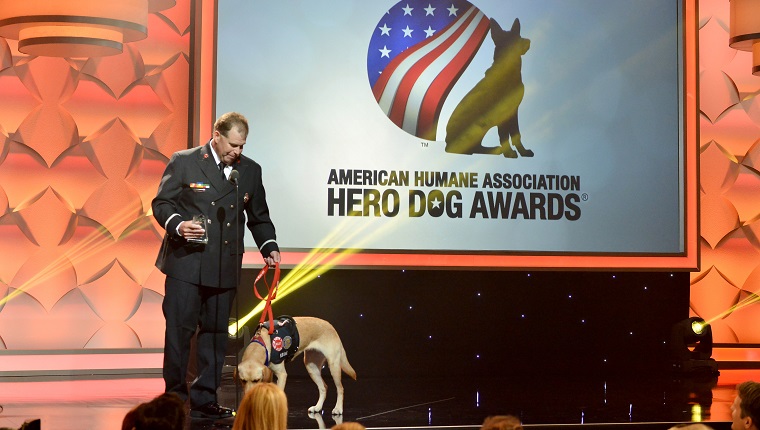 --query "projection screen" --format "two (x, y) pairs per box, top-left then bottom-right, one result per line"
(213, 0), (698, 270)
